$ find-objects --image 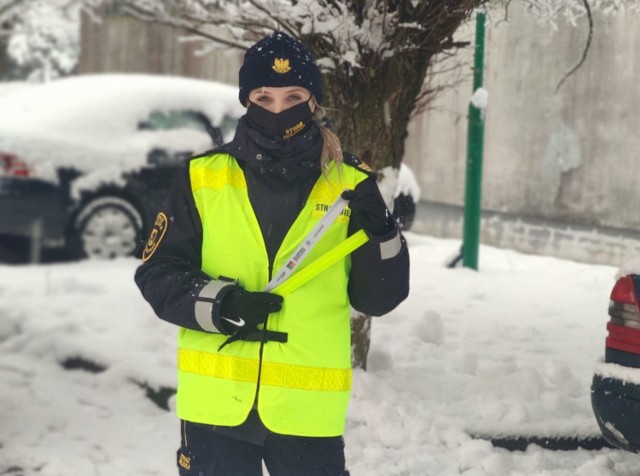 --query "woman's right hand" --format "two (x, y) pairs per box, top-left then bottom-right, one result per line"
(217, 286), (283, 334)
